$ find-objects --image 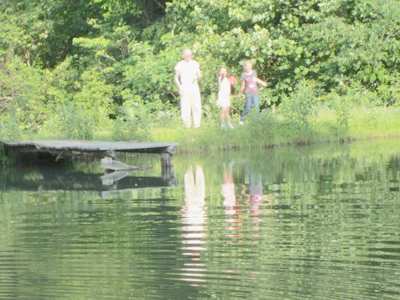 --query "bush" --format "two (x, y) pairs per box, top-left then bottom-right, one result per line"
(0, 108), (22, 141)
(0, 58), (47, 132)
(112, 96), (153, 141)
(280, 80), (318, 130)
(40, 102), (96, 140)
(326, 92), (350, 134)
